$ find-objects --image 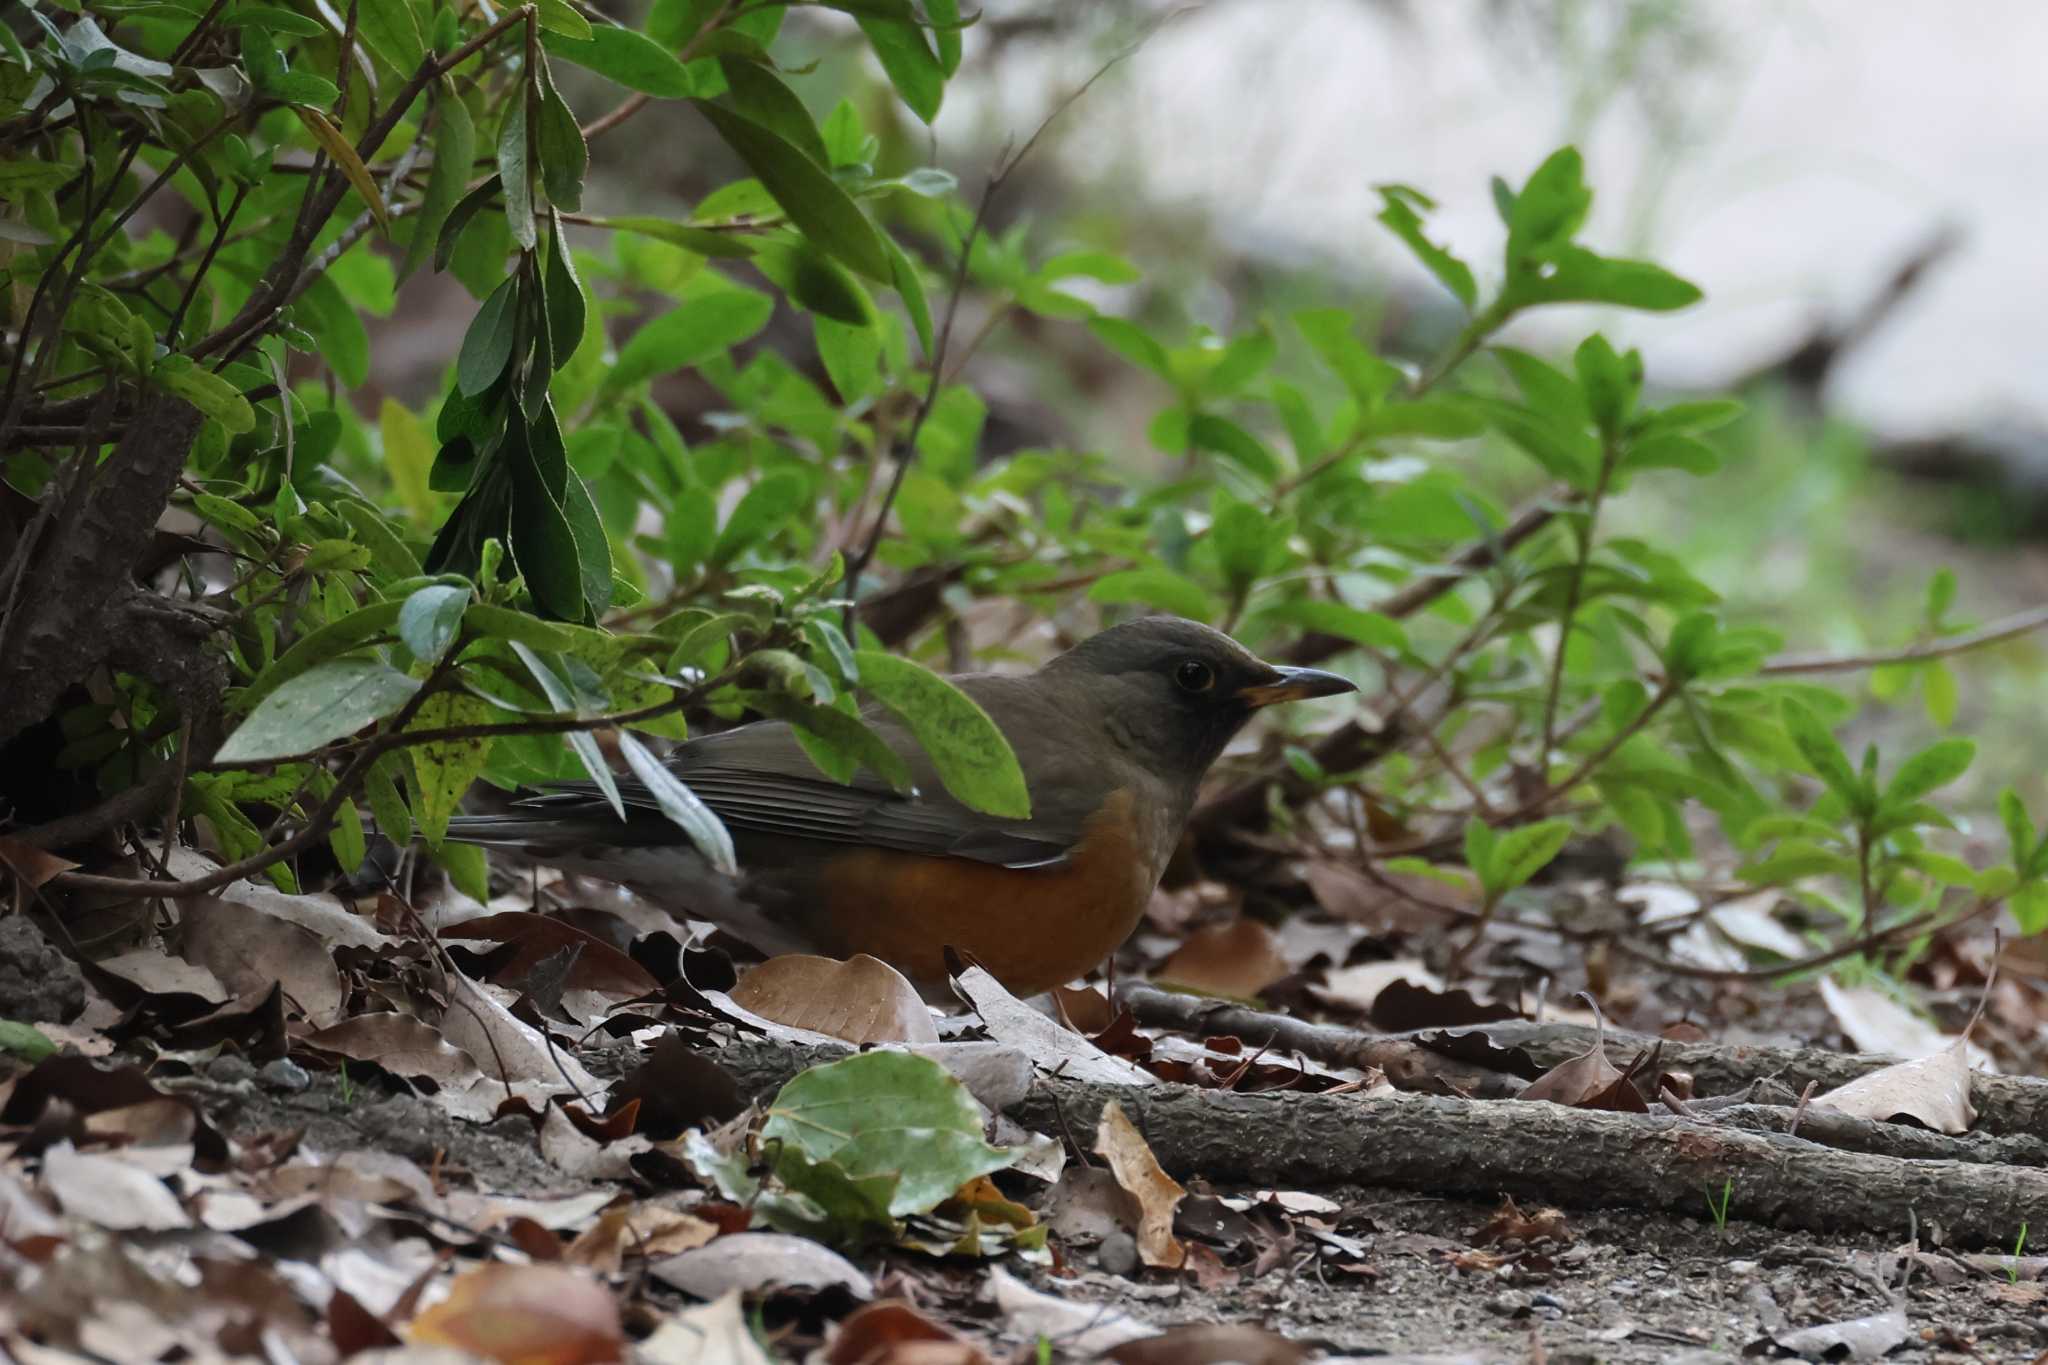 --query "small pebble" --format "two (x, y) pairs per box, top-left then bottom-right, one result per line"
(1097, 1231), (1139, 1277)
(1486, 1290), (1532, 1317)
(259, 1058), (311, 1092)
(206, 1055), (257, 1086)
(1725, 1260), (1760, 1275)
(1530, 1291), (1566, 1311)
